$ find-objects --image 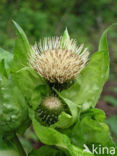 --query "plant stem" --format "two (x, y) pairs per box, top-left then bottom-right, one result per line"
(12, 134), (26, 156)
